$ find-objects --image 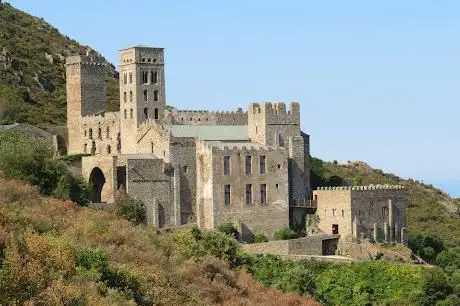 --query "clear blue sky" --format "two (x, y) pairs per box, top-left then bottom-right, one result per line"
(8, 0), (460, 196)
